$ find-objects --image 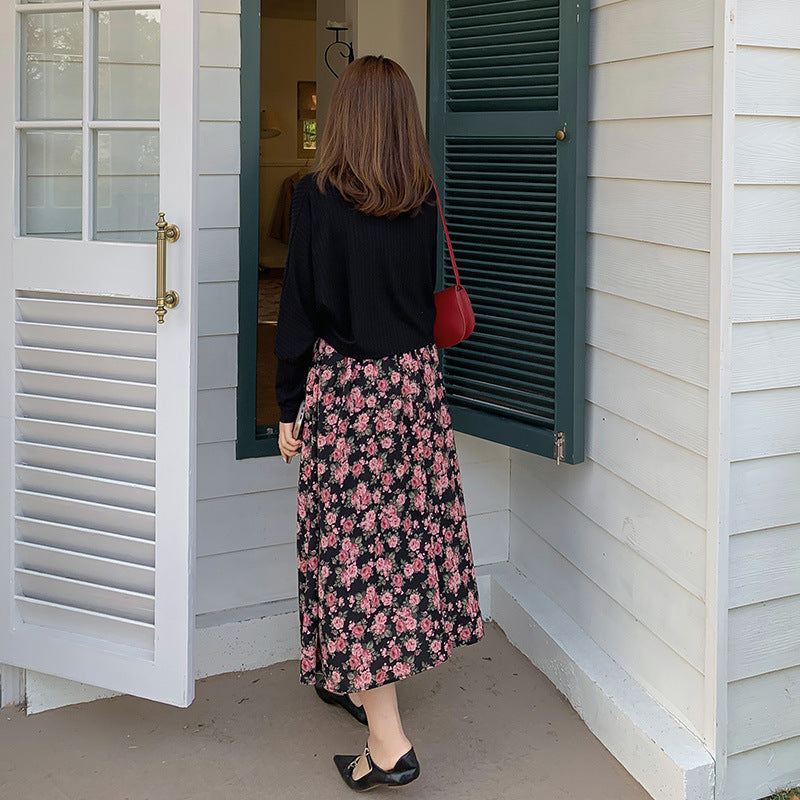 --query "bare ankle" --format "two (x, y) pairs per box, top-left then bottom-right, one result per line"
(367, 732), (413, 769)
